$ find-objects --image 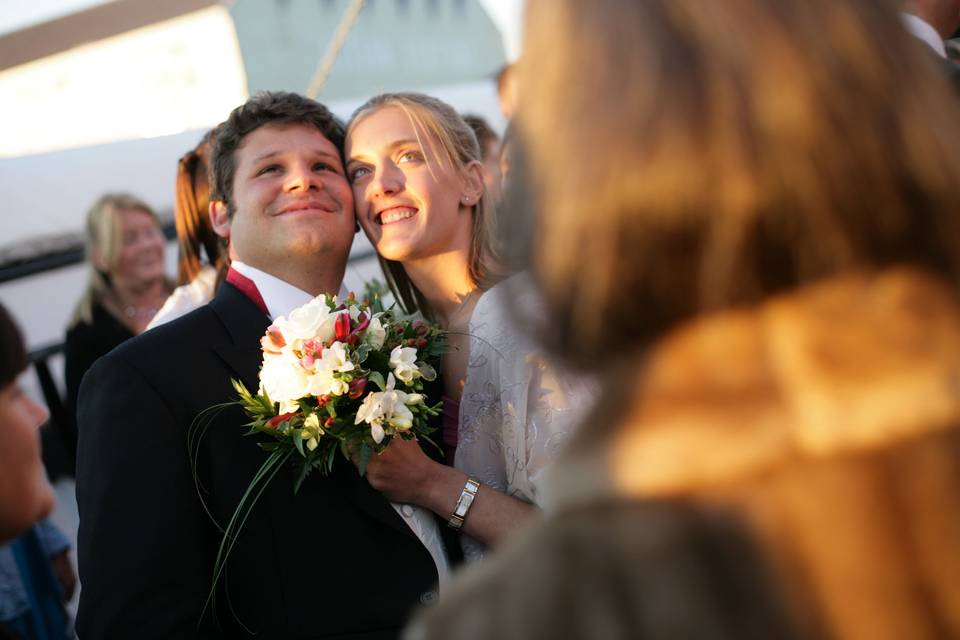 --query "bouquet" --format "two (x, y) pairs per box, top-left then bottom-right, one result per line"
(190, 290), (445, 621)
(237, 290), (444, 485)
